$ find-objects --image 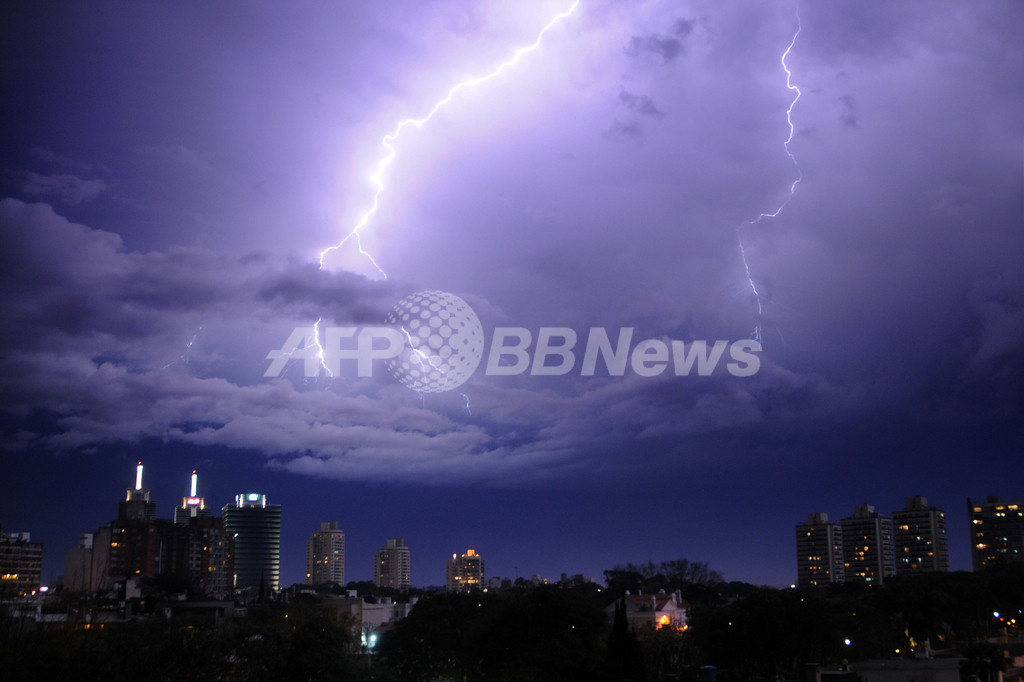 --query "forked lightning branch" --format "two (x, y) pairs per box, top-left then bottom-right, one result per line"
(266, 291), (761, 393)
